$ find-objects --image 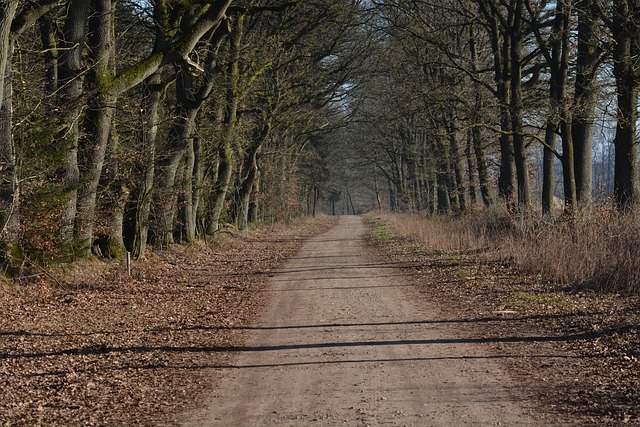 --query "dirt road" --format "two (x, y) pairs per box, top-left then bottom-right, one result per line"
(181, 216), (557, 426)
